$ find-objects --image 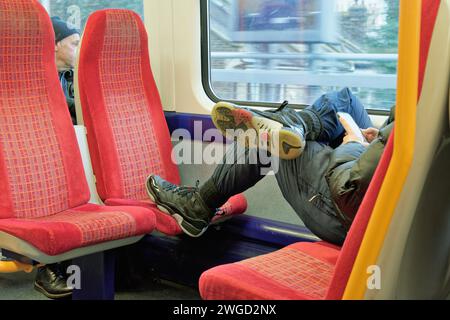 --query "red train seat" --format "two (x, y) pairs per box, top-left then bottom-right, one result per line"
(0, 0), (156, 262)
(76, 9), (247, 236)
